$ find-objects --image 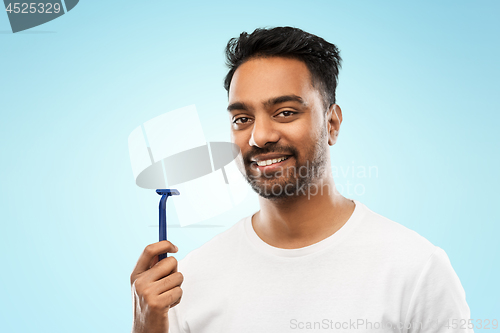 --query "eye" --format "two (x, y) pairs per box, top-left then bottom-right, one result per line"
(276, 110), (297, 118)
(233, 117), (252, 124)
